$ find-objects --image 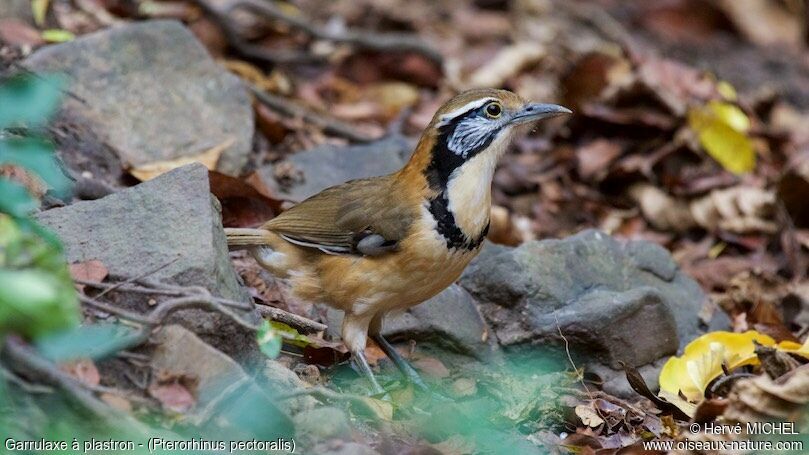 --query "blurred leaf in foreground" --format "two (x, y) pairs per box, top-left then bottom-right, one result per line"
(256, 319), (281, 358)
(0, 73), (64, 130)
(0, 214), (78, 338)
(0, 179), (38, 217)
(36, 323), (141, 361)
(0, 136), (72, 199)
(688, 100), (755, 174)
